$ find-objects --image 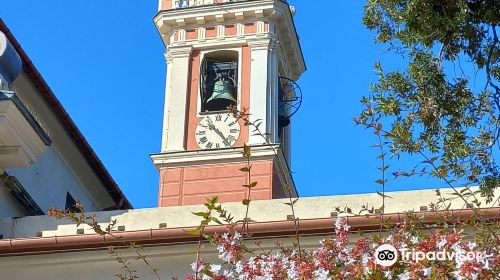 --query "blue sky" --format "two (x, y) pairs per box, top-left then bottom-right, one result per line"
(1, 1), (445, 208)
